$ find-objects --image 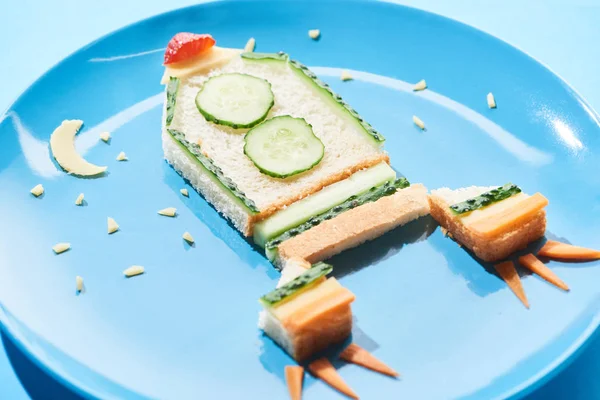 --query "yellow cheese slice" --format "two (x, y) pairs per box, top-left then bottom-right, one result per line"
(272, 278), (343, 322)
(459, 192), (528, 226)
(160, 47), (242, 84)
